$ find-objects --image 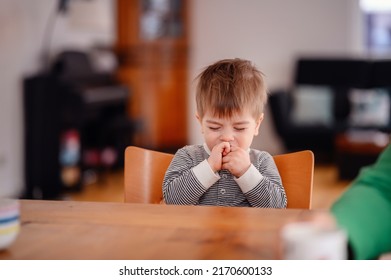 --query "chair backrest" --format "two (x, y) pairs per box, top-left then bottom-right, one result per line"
(273, 150), (314, 209)
(124, 146), (173, 204)
(124, 146), (314, 209)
